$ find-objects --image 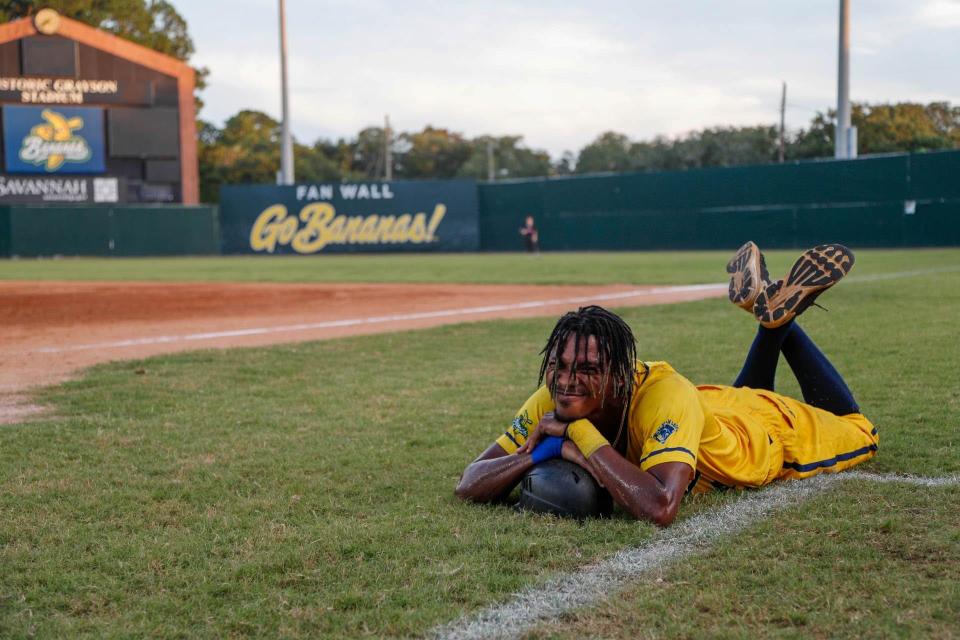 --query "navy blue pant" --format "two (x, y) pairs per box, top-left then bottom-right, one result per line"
(733, 323), (859, 416)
